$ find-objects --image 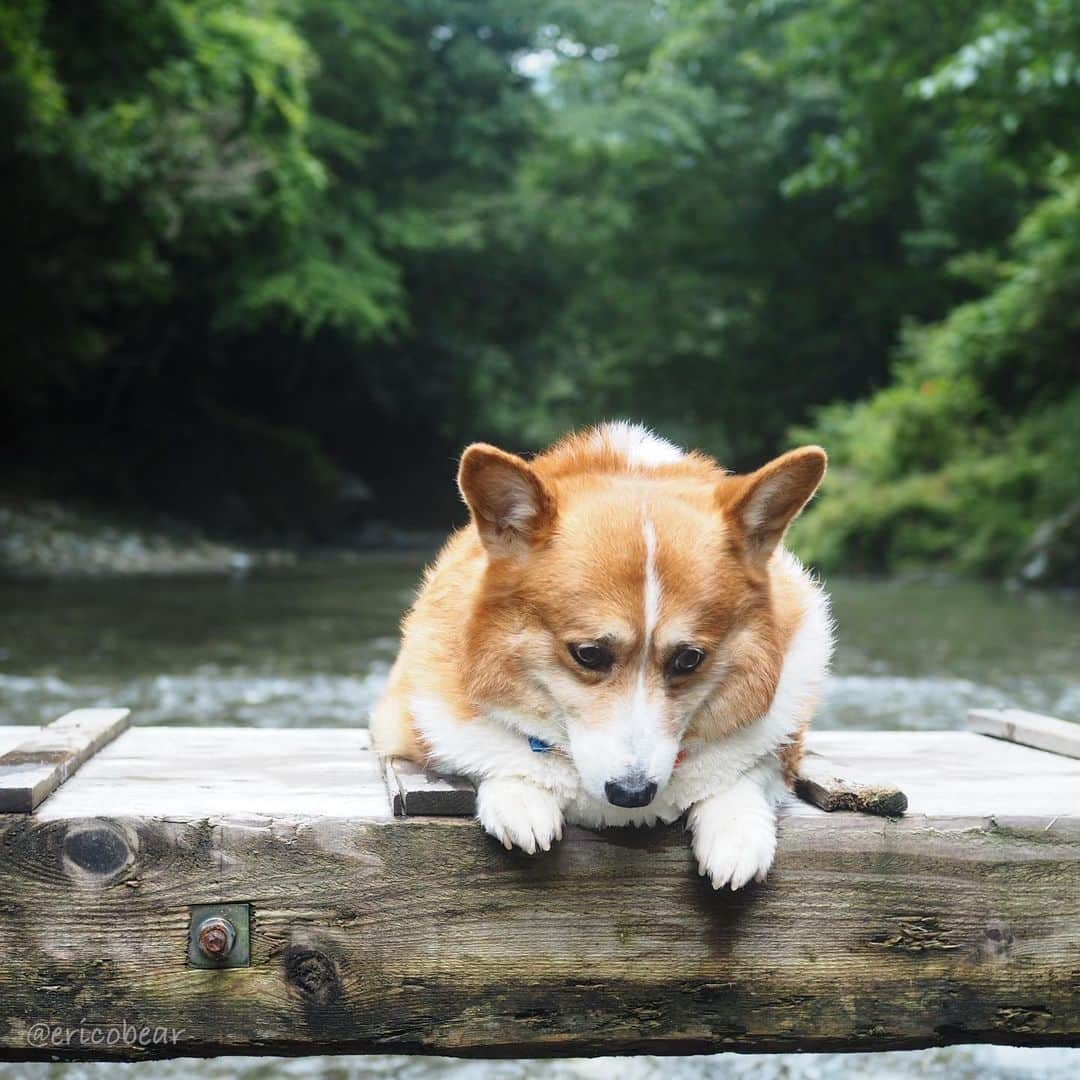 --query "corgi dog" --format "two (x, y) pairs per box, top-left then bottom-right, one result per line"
(372, 422), (832, 889)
